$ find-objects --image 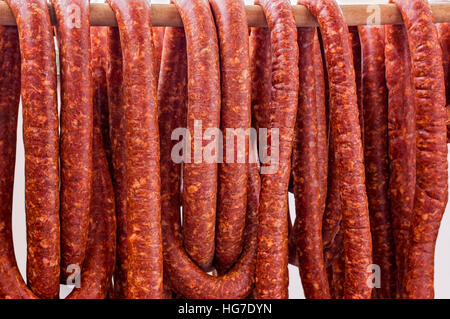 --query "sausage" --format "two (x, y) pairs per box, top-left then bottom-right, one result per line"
(300, 0), (372, 299)
(67, 105), (116, 299)
(159, 23), (257, 300)
(50, 0), (93, 285)
(322, 28), (361, 250)
(162, 160), (259, 299)
(169, 0), (220, 272)
(436, 24), (450, 142)
(385, 24), (416, 299)
(391, 0), (448, 299)
(153, 27), (165, 86)
(0, 26), (37, 300)
(291, 27), (330, 299)
(91, 27), (112, 167)
(157, 25), (188, 301)
(208, 0), (251, 274)
(106, 25), (128, 299)
(359, 25), (397, 299)
(254, 0), (299, 299)
(5, 0), (61, 299)
(314, 32), (328, 218)
(107, 0), (163, 299)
